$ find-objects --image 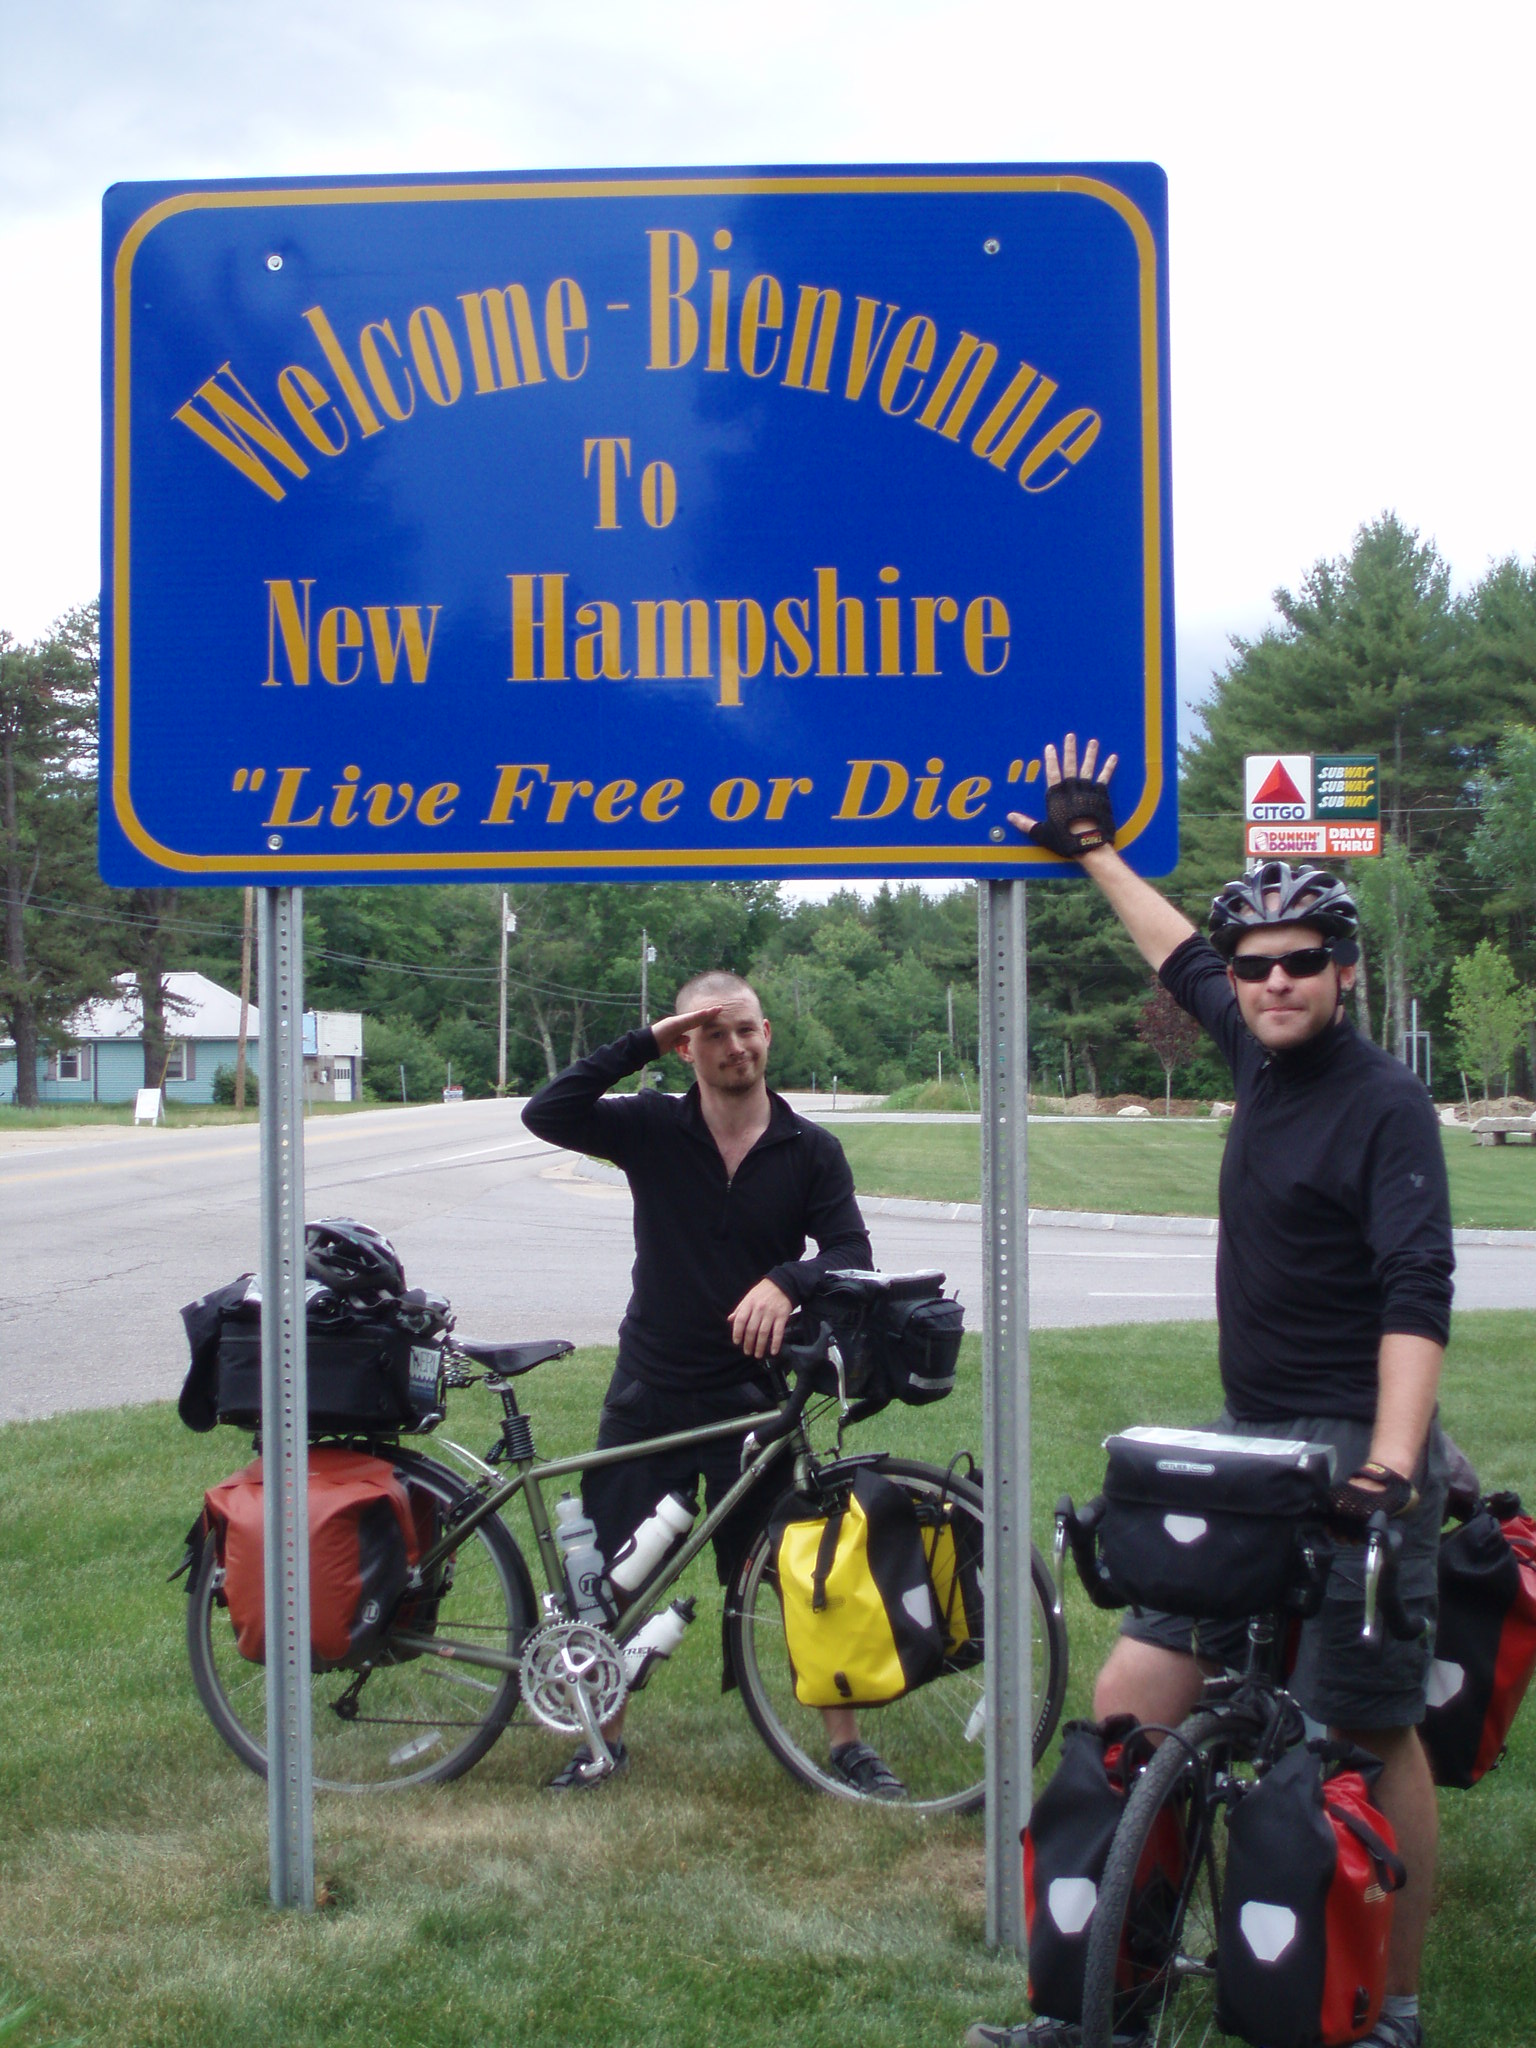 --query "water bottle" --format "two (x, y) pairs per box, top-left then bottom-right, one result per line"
(607, 1490), (698, 1601)
(553, 1494), (612, 1625)
(621, 1596), (696, 1691)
